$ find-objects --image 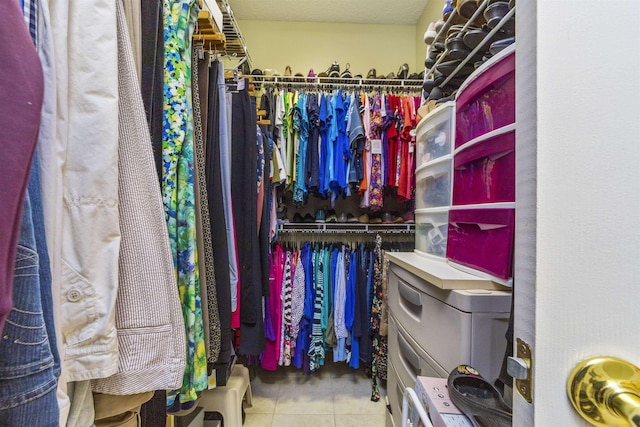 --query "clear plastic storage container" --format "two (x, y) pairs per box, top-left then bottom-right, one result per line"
(415, 101), (455, 168)
(415, 156), (452, 210)
(414, 209), (449, 257)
